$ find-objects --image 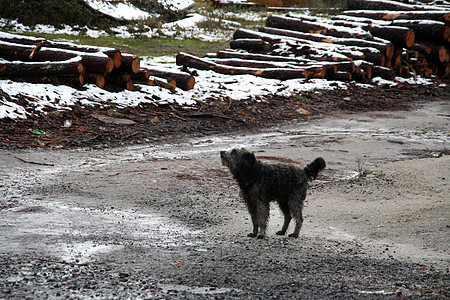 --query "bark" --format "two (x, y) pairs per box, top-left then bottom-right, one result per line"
(0, 57), (84, 77)
(230, 39), (271, 52)
(260, 27), (395, 59)
(411, 43), (431, 55)
(0, 40), (114, 73)
(342, 10), (450, 24)
(139, 68), (195, 91)
(176, 52), (326, 80)
(347, 0), (444, 11)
